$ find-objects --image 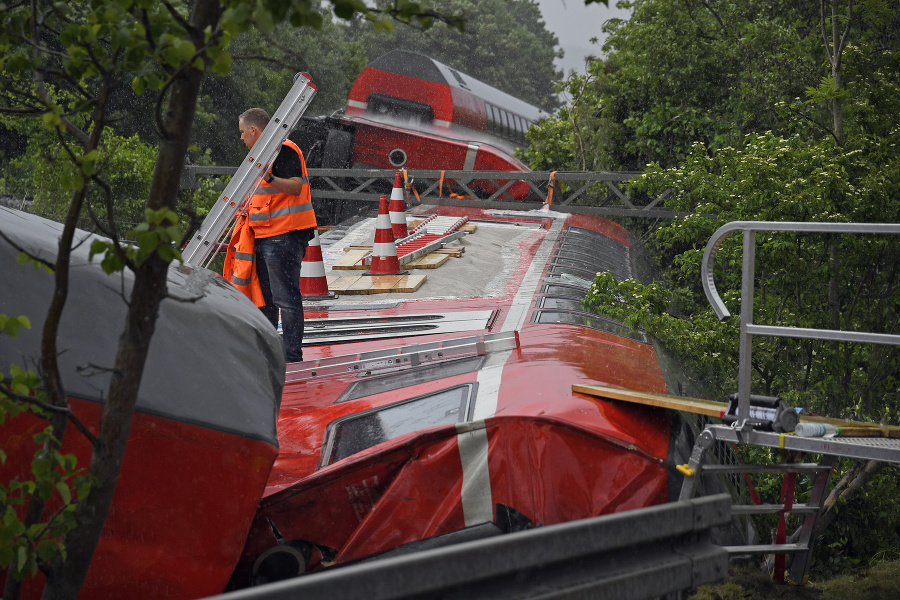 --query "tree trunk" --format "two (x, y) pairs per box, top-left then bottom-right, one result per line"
(39, 1), (223, 597)
(822, 0), (852, 148)
(830, 1), (845, 147)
